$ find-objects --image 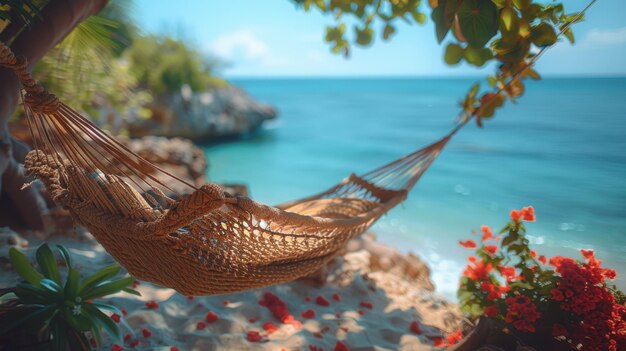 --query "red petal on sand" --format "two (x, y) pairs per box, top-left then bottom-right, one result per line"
(305, 296), (312, 302)
(334, 341), (349, 351)
(223, 300), (230, 306)
(205, 311), (219, 323)
(301, 309), (316, 319)
(315, 296), (330, 307)
(111, 313), (121, 323)
(358, 310), (365, 315)
(332, 293), (341, 302)
(111, 344), (123, 351)
(247, 330), (262, 342)
(359, 301), (373, 309)
(121, 308), (128, 316)
(263, 321), (279, 334)
(145, 301), (159, 309)
(196, 322), (206, 330)
(410, 321), (422, 334)
(142, 328), (152, 338)
(170, 347), (180, 351)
